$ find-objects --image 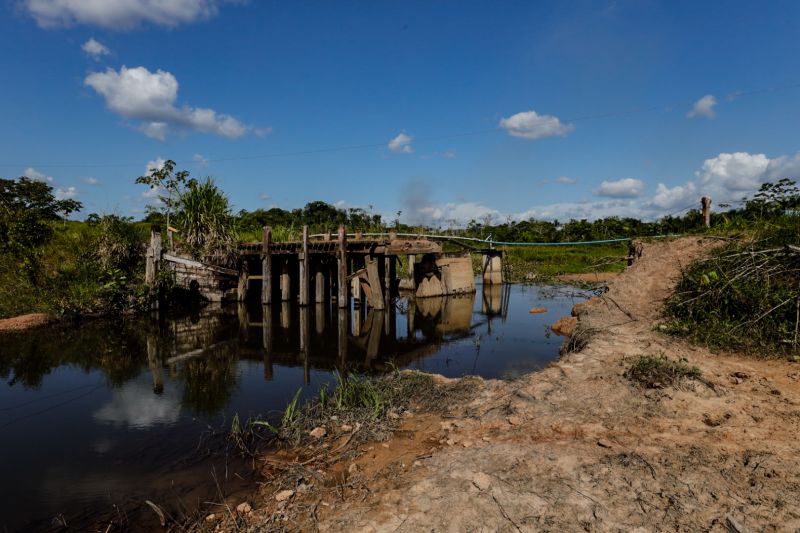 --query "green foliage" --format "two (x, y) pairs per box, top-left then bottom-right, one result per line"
(135, 159), (191, 233)
(662, 180), (800, 356)
(174, 177), (237, 265)
(625, 354), (701, 388)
